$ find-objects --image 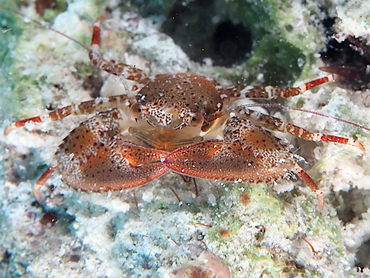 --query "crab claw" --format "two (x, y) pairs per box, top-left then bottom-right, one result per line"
(163, 139), (293, 183)
(165, 137), (326, 209)
(58, 137), (169, 192)
(52, 110), (170, 193)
